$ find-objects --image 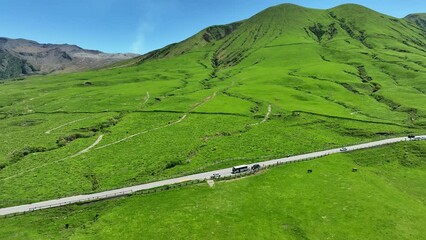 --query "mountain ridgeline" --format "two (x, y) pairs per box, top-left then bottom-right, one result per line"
(0, 38), (138, 79)
(139, 4), (426, 68)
